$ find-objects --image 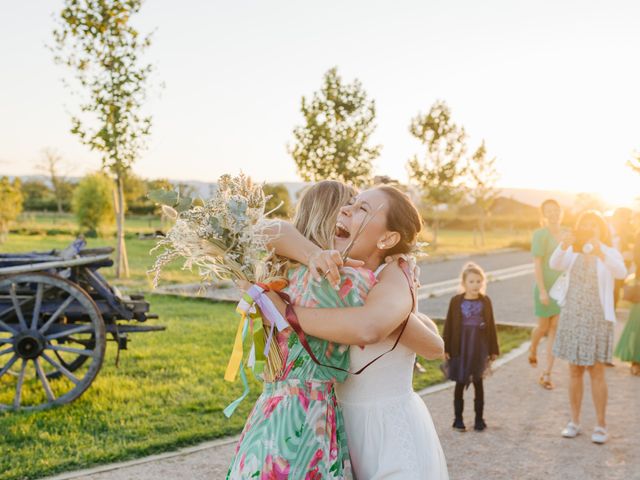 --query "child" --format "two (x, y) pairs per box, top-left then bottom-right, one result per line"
(443, 262), (499, 432)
